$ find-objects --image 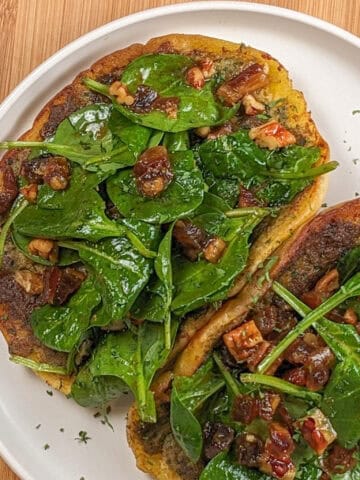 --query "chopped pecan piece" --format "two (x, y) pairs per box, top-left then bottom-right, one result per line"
(242, 94), (265, 116)
(43, 267), (86, 305)
(260, 422), (296, 480)
(194, 126), (211, 138)
(28, 238), (58, 263)
(186, 66), (205, 89)
(297, 409), (337, 455)
(223, 320), (264, 362)
(134, 146), (173, 198)
(343, 307), (358, 324)
(232, 394), (259, 424)
(109, 81), (135, 105)
(238, 185), (262, 208)
(14, 270), (44, 295)
(203, 237), (227, 264)
(20, 183), (38, 203)
(198, 58), (215, 79)
(0, 163), (18, 214)
(152, 96), (179, 119)
(217, 63), (269, 106)
(207, 122), (233, 140)
(249, 120), (296, 149)
(258, 392), (281, 421)
(203, 421), (235, 460)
